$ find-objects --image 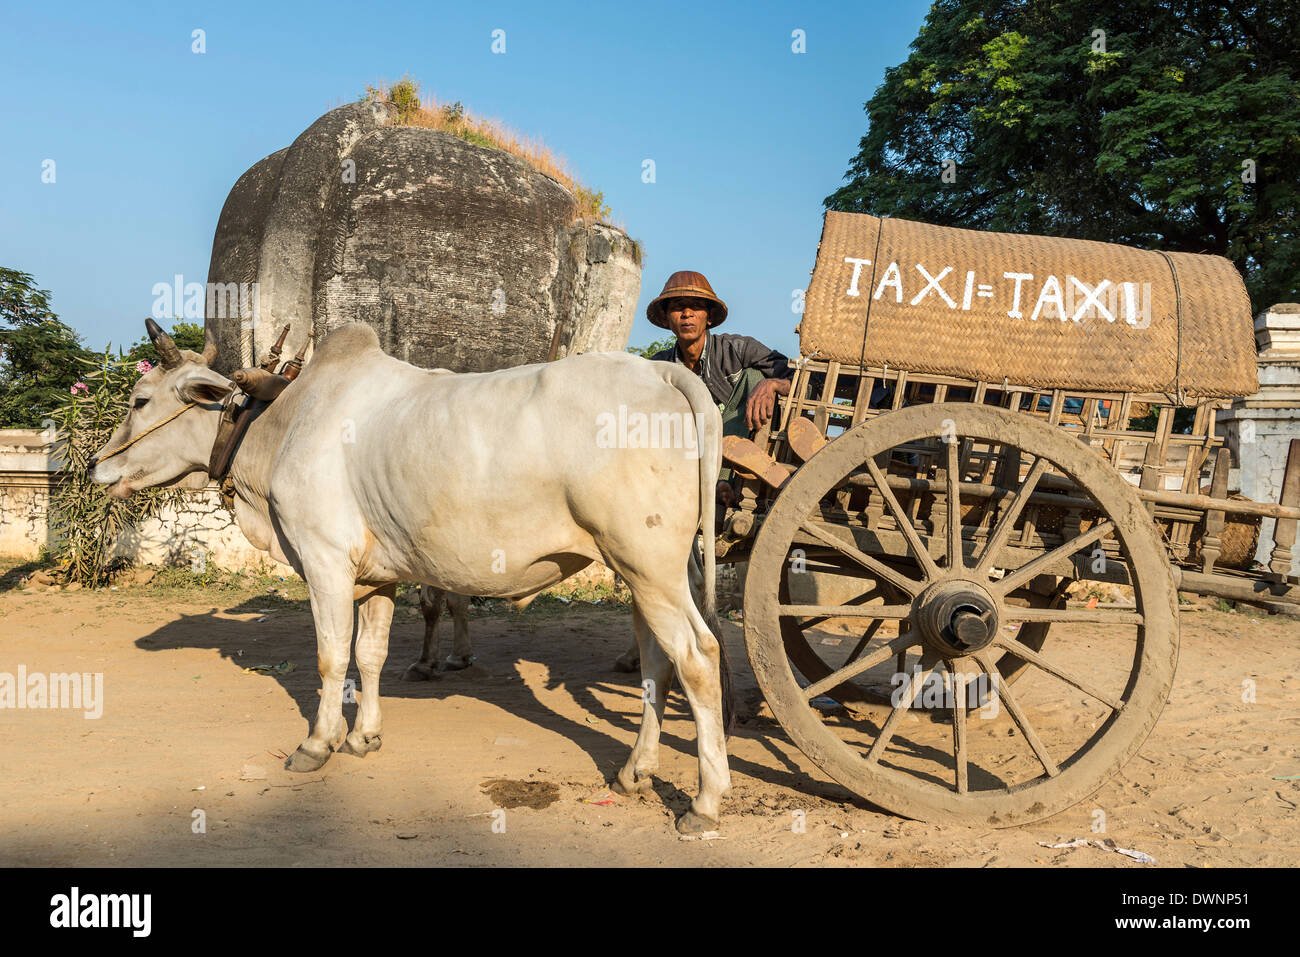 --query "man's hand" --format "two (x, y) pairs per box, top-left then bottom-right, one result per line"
(745, 377), (791, 431)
